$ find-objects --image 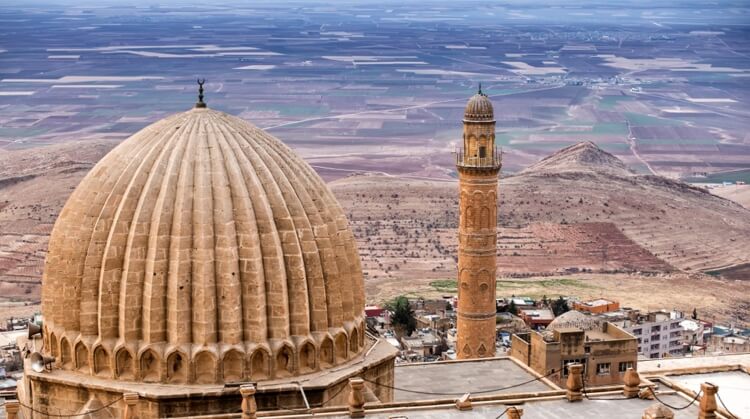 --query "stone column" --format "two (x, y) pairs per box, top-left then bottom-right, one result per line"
(507, 406), (524, 419)
(123, 392), (139, 419)
(4, 400), (19, 419)
(240, 384), (258, 419)
(348, 378), (366, 418)
(623, 368), (641, 398)
(566, 364), (583, 402)
(698, 382), (718, 419)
